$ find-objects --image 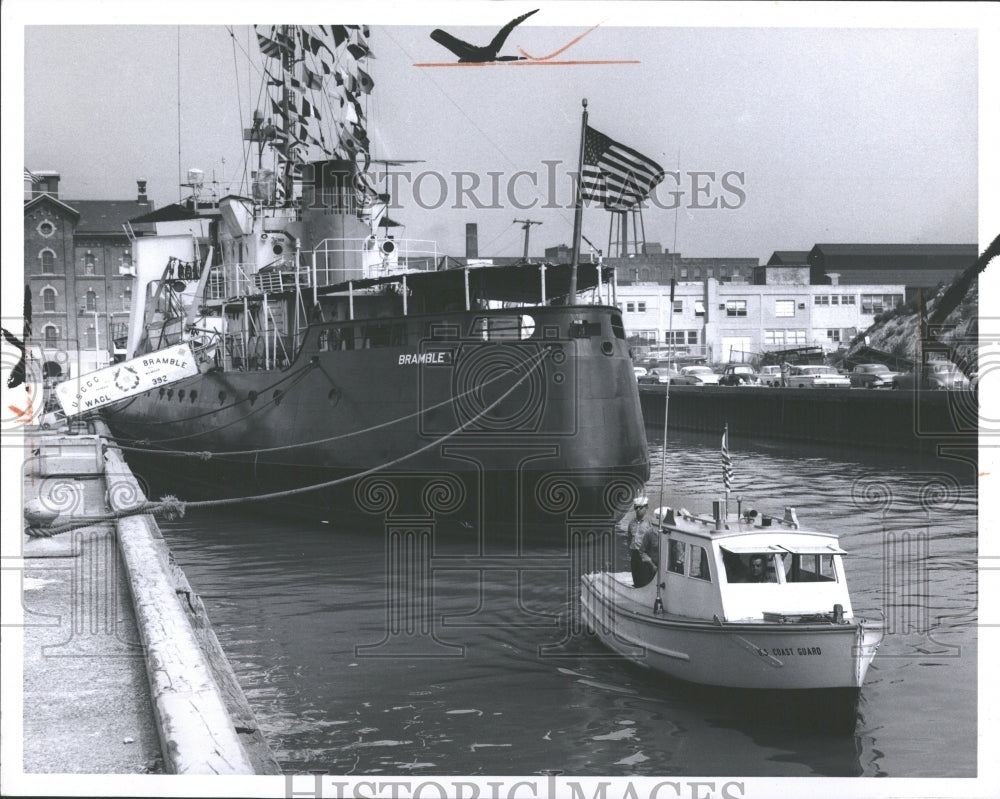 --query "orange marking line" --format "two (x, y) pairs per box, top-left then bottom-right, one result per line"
(414, 59), (639, 67)
(517, 22), (604, 61)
